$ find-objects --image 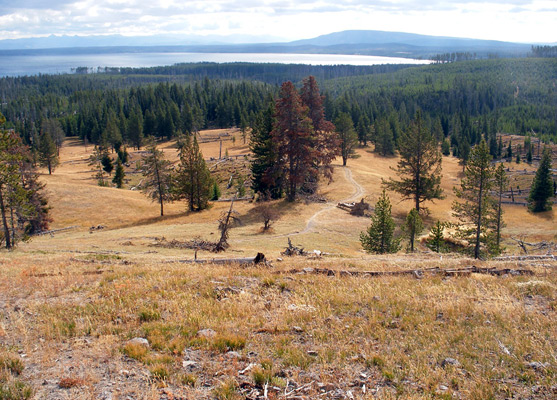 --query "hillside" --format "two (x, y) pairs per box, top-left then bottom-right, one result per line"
(1, 130), (555, 399)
